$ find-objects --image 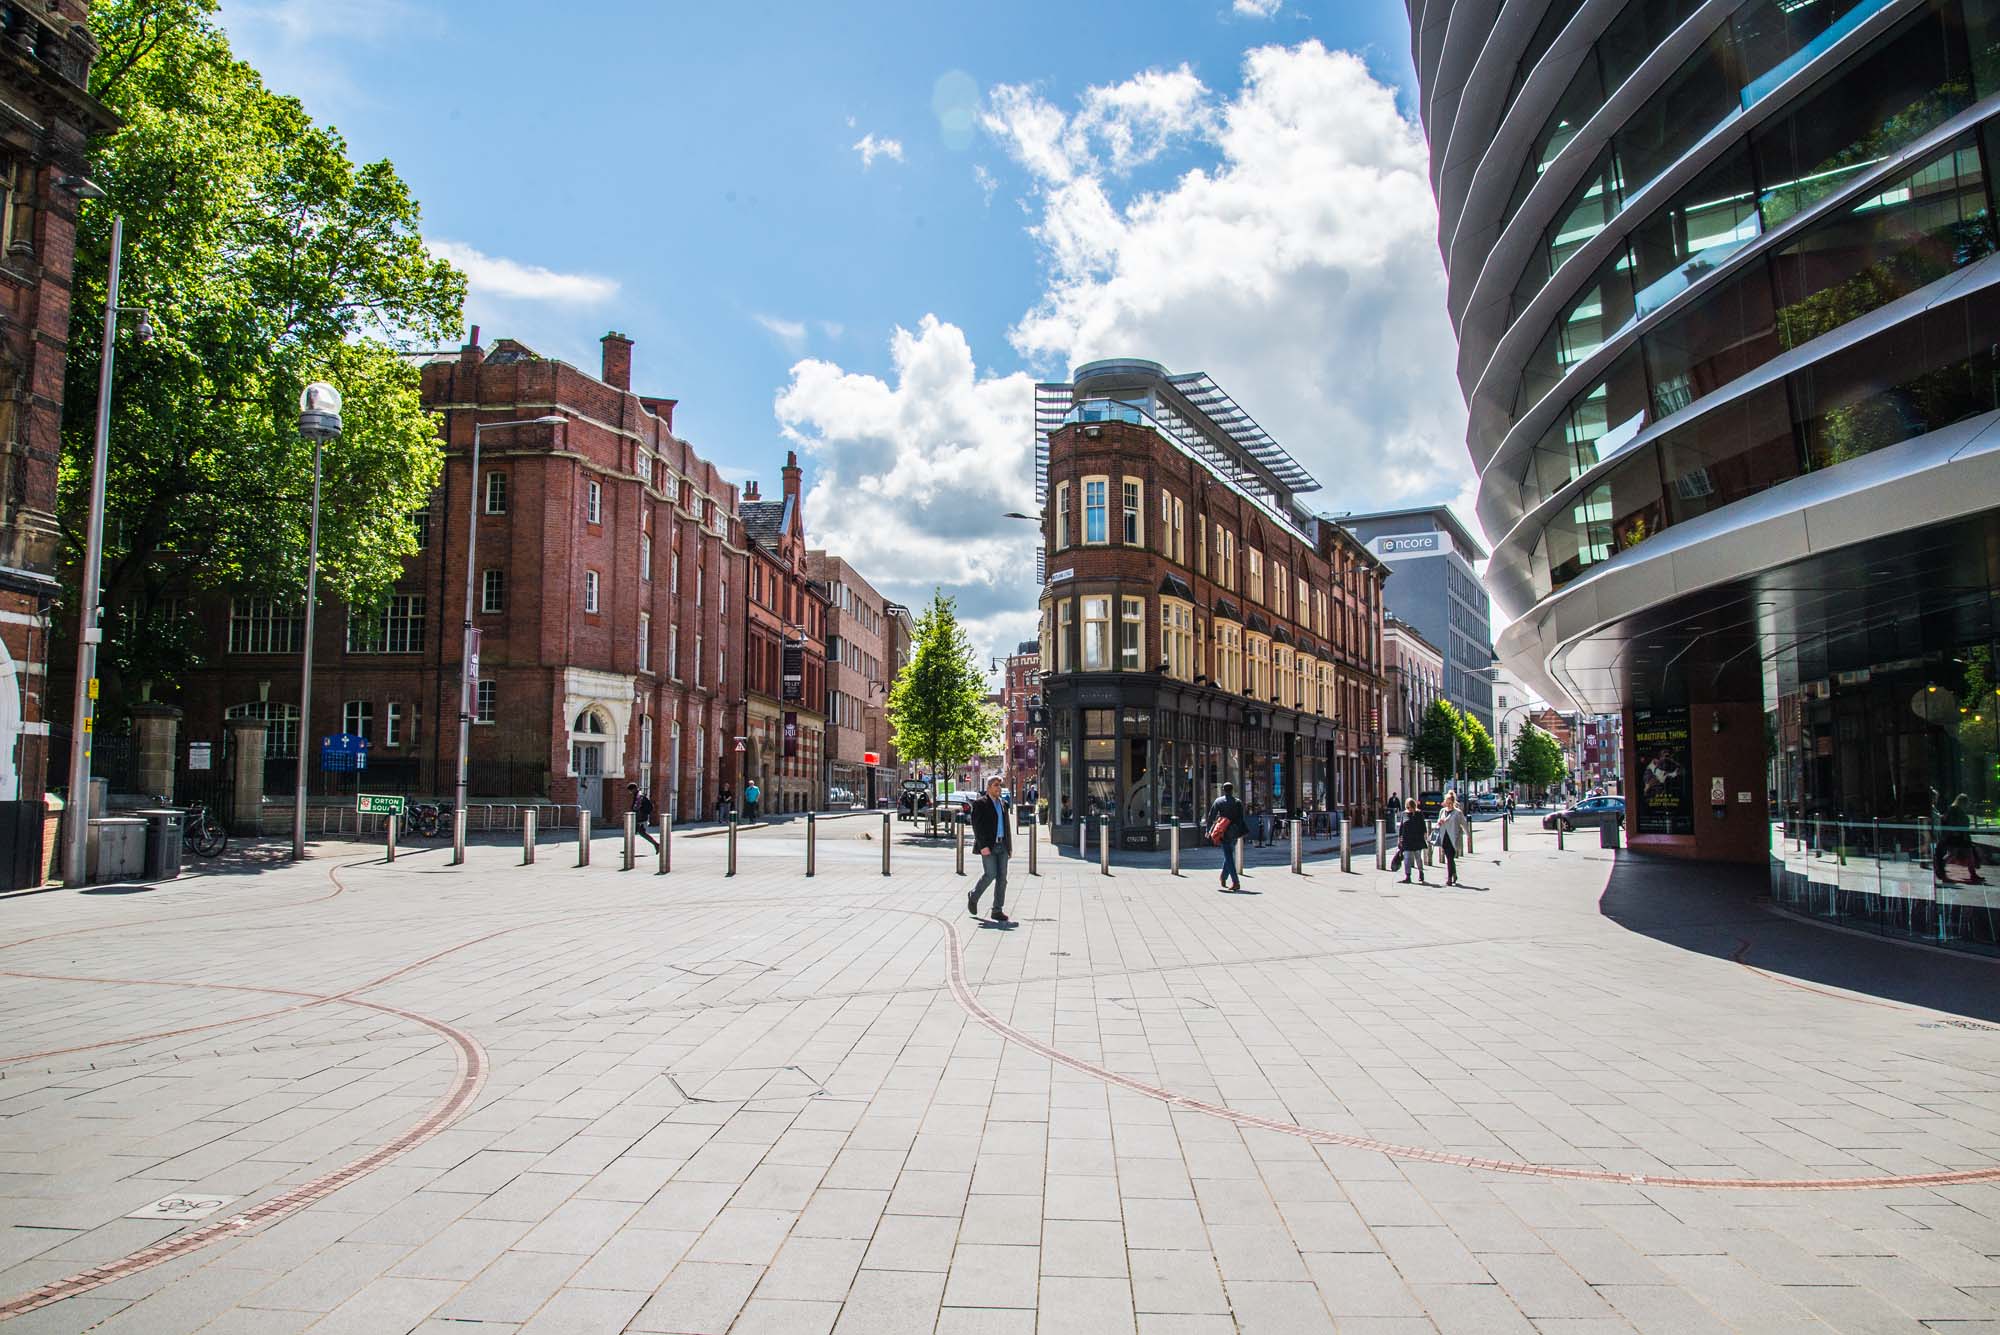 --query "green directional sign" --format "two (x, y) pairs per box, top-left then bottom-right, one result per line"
(356, 794), (406, 816)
